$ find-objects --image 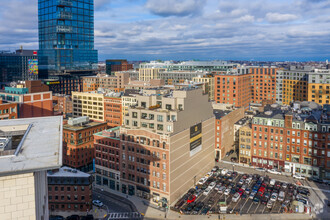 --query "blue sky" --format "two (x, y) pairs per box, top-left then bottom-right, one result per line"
(0, 0), (330, 61)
